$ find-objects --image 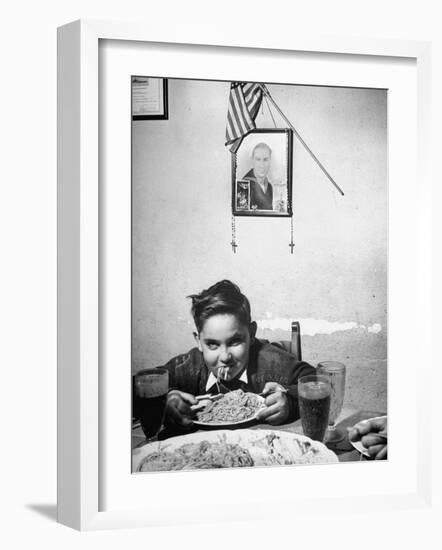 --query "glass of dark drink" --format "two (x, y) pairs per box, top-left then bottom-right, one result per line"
(133, 367), (169, 443)
(298, 374), (331, 442)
